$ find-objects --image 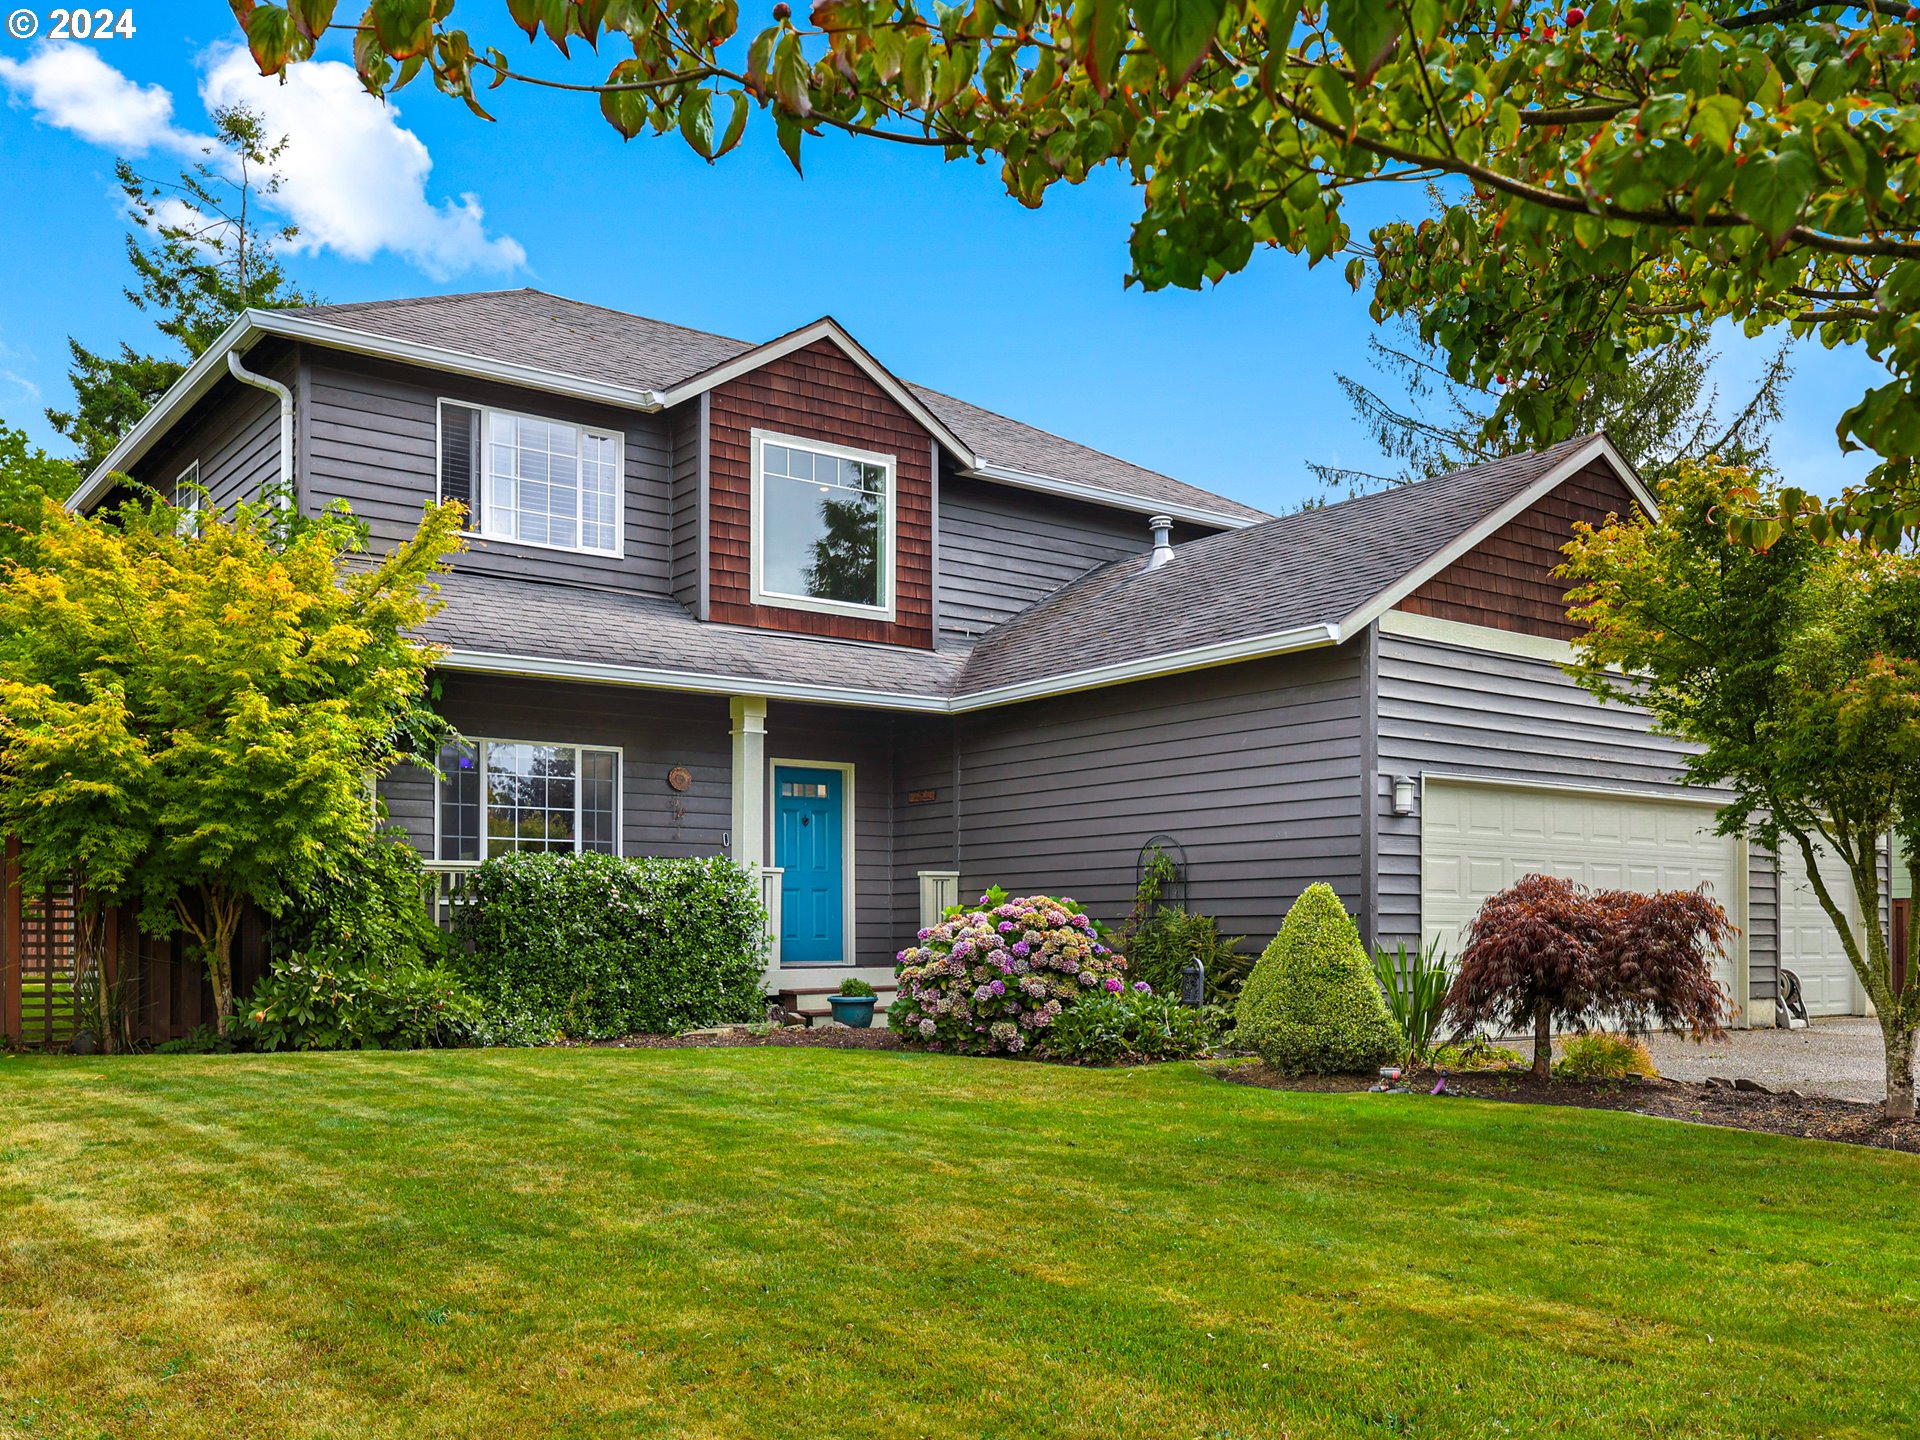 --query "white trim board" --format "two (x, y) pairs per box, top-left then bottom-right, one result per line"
(1377, 609), (1577, 664)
